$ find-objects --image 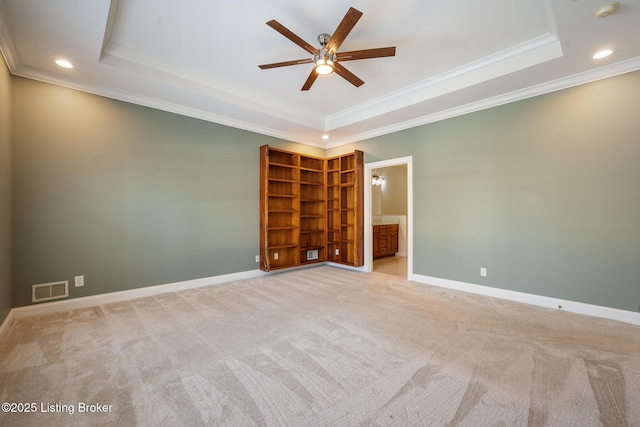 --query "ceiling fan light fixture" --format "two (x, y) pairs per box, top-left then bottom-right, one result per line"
(315, 58), (334, 75)
(314, 49), (335, 75)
